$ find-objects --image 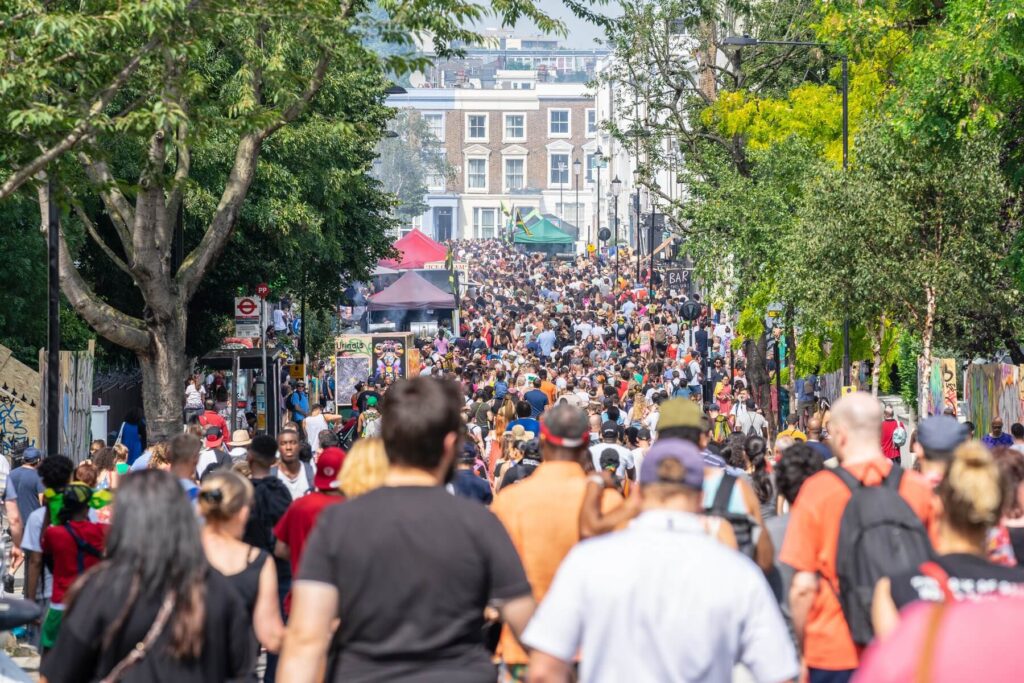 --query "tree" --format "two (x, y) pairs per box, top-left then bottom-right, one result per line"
(797, 124), (1010, 417)
(4, 0), (568, 442)
(374, 109), (453, 225)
